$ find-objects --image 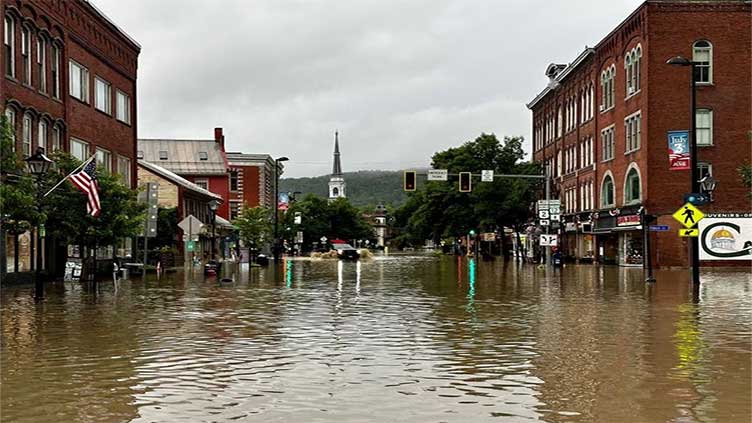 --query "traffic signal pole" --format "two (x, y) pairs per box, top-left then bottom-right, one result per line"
(545, 167), (551, 267)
